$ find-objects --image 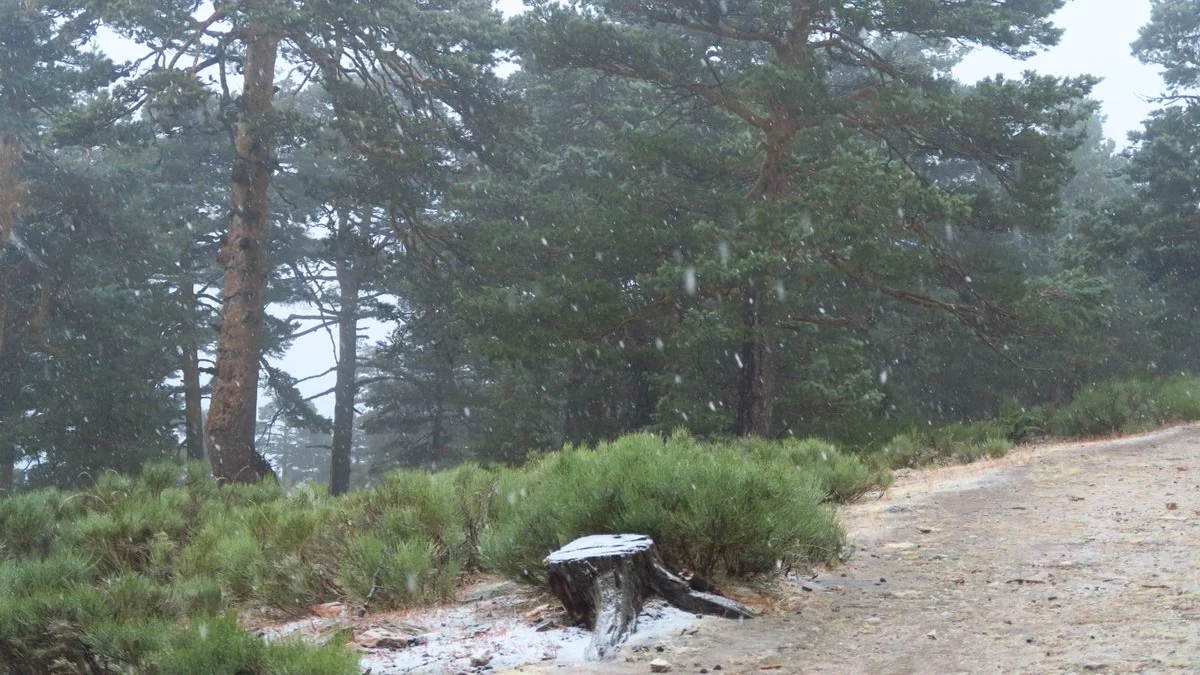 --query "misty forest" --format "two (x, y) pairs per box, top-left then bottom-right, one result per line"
(1, 0), (1199, 672)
